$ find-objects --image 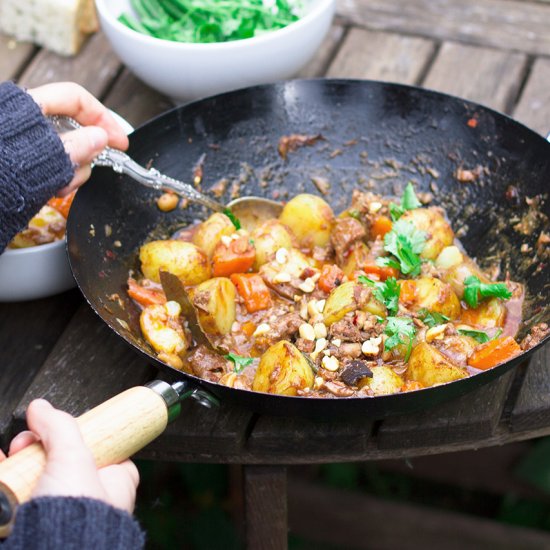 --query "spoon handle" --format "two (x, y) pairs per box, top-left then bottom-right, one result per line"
(49, 115), (225, 212)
